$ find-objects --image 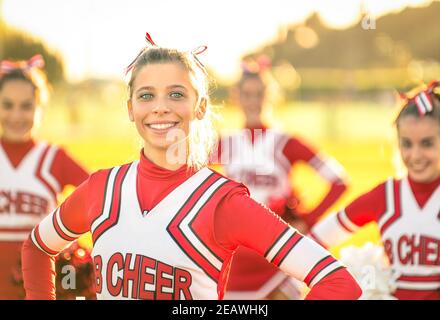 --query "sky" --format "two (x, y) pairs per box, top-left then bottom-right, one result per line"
(1, 0), (434, 82)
